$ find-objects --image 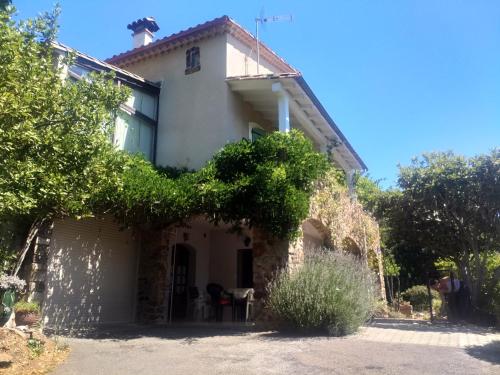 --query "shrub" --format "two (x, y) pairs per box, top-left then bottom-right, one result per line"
(267, 249), (377, 336)
(14, 300), (40, 314)
(401, 285), (441, 312)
